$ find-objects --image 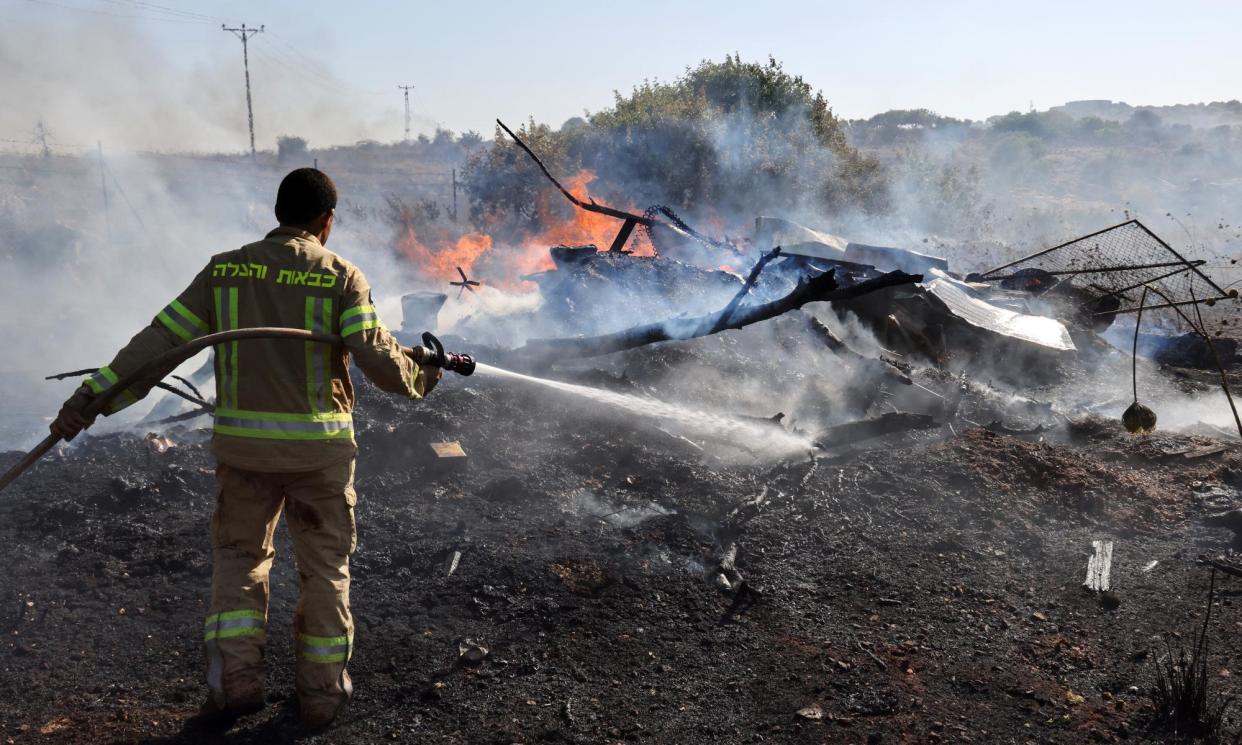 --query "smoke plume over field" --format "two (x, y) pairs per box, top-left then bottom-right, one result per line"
(1, 16), (1240, 453)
